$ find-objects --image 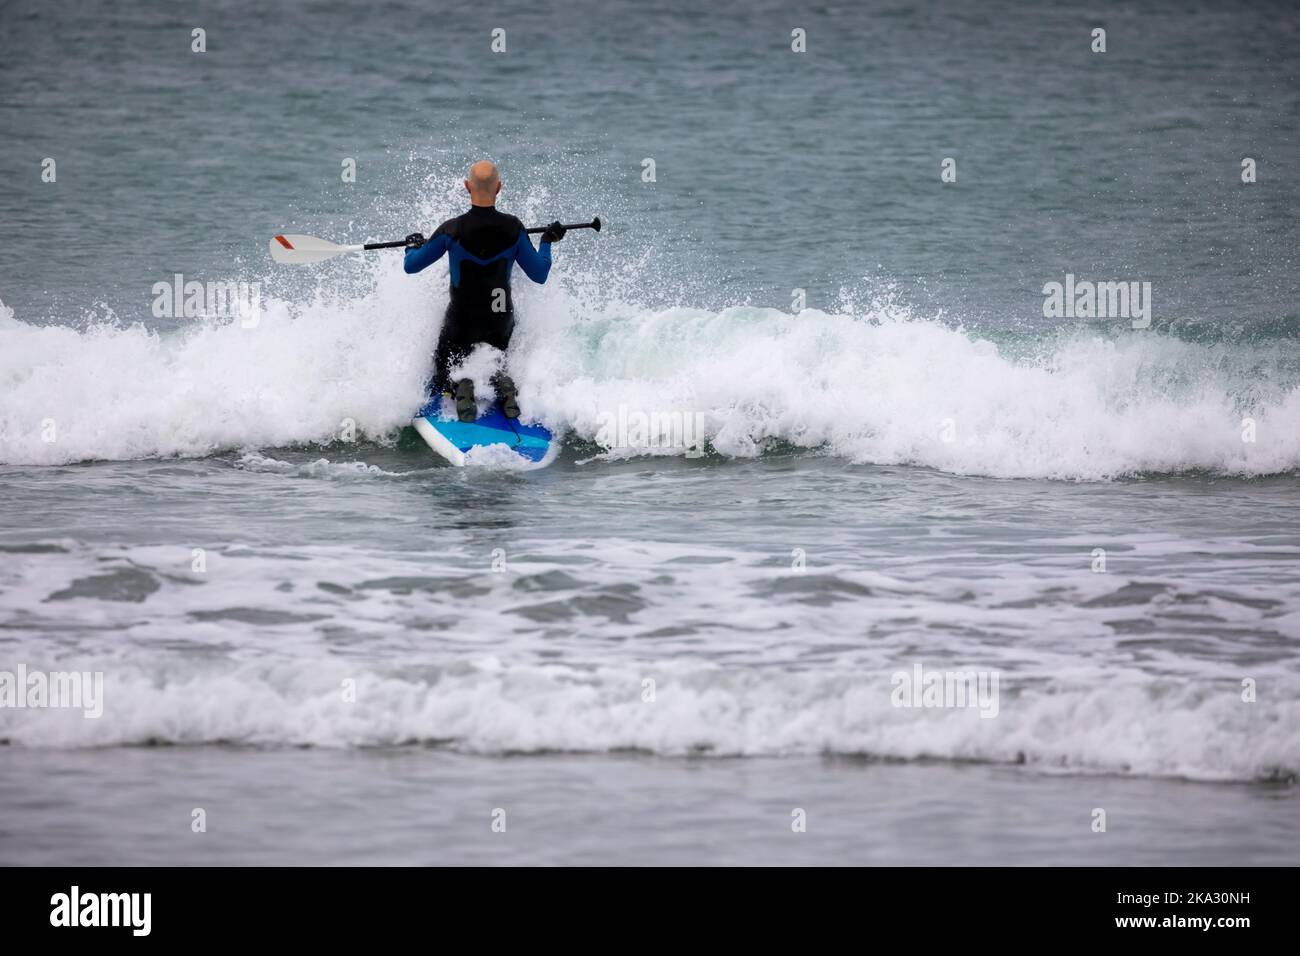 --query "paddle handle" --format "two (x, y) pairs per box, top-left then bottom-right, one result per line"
(365, 217), (600, 251)
(526, 217), (601, 235)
